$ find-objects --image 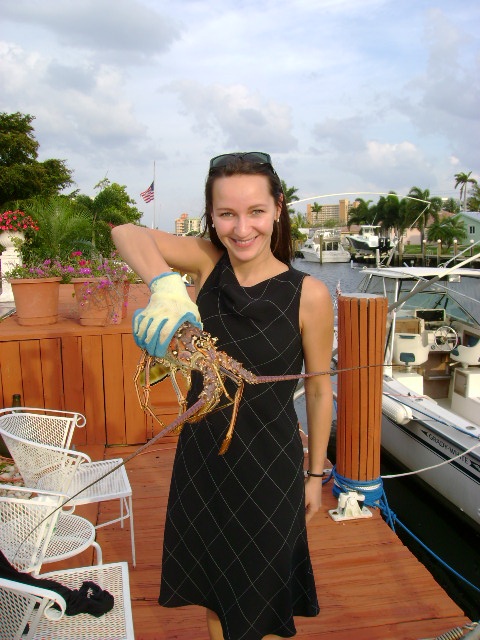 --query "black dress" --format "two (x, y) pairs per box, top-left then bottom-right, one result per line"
(159, 254), (319, 640)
